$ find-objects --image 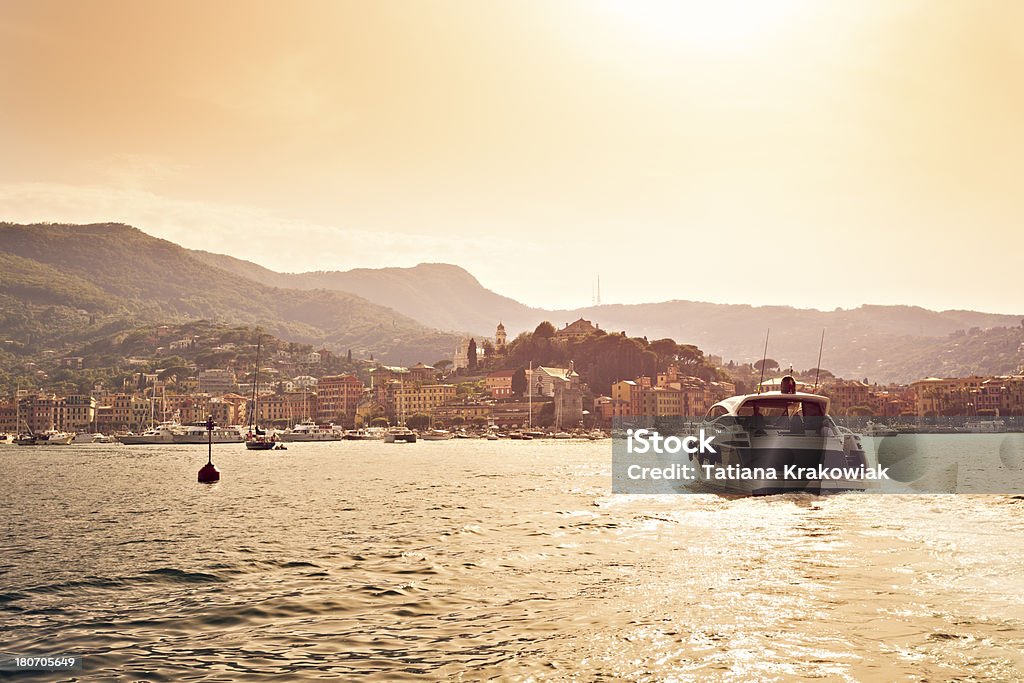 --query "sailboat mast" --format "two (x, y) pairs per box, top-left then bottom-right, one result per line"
(250, 335), (261, 429)
(528, 361), (532, 428)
